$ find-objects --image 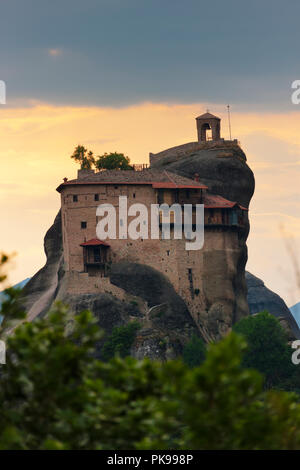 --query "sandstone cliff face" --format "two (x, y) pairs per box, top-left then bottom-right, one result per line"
(150, 143), (253, 208)
(20, 211), (64, 321)
(61, 263), (200, 360)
